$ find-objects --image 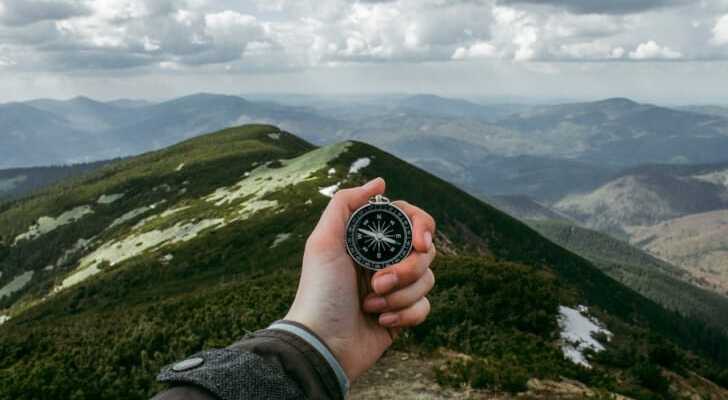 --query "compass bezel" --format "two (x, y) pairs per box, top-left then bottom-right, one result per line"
(345, 201), (413, 271)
